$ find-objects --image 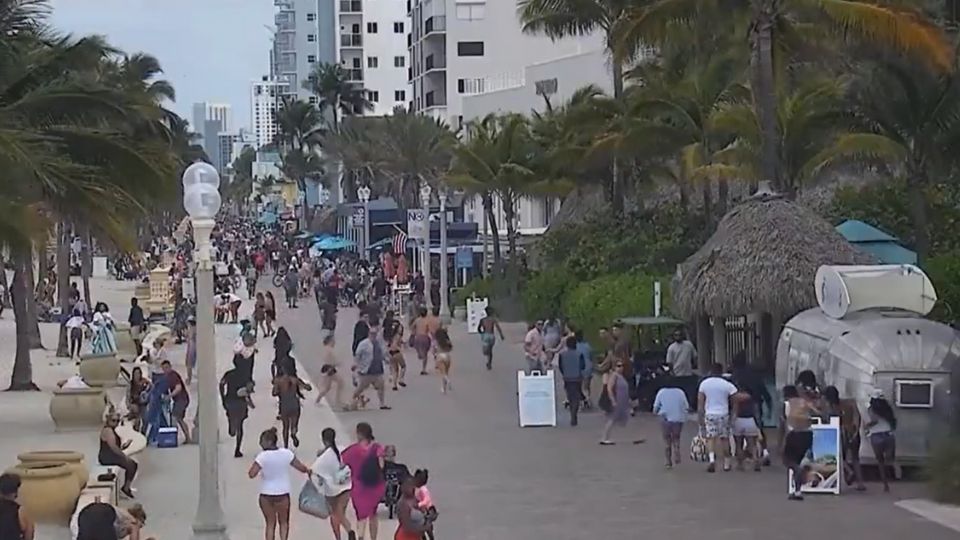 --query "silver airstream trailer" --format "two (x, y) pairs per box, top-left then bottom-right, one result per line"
(775, 264), (960, 465)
